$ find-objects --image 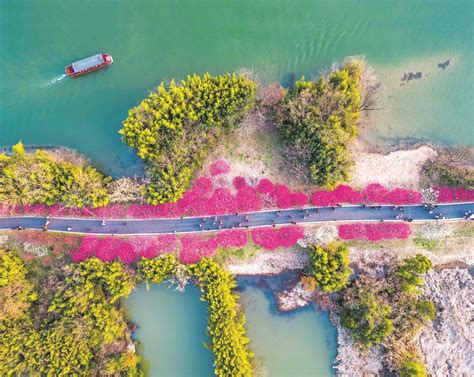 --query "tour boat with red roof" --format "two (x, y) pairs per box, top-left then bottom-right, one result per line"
(65, 53), (113, 77)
